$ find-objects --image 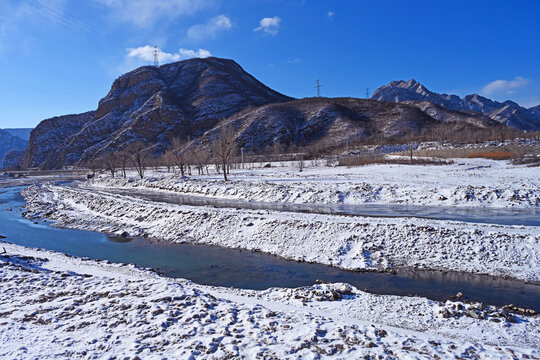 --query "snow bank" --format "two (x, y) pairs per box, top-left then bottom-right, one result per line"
(22, 184), (540, 282)
(89, 158), (540, 208)
(1, 243), (538, 359)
